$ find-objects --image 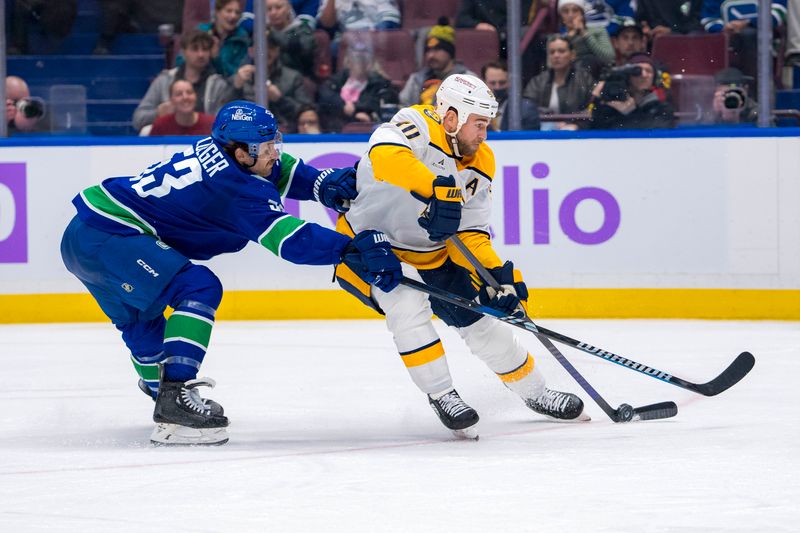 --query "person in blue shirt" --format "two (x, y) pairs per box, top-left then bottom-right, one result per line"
(60, 101), (402, 446)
